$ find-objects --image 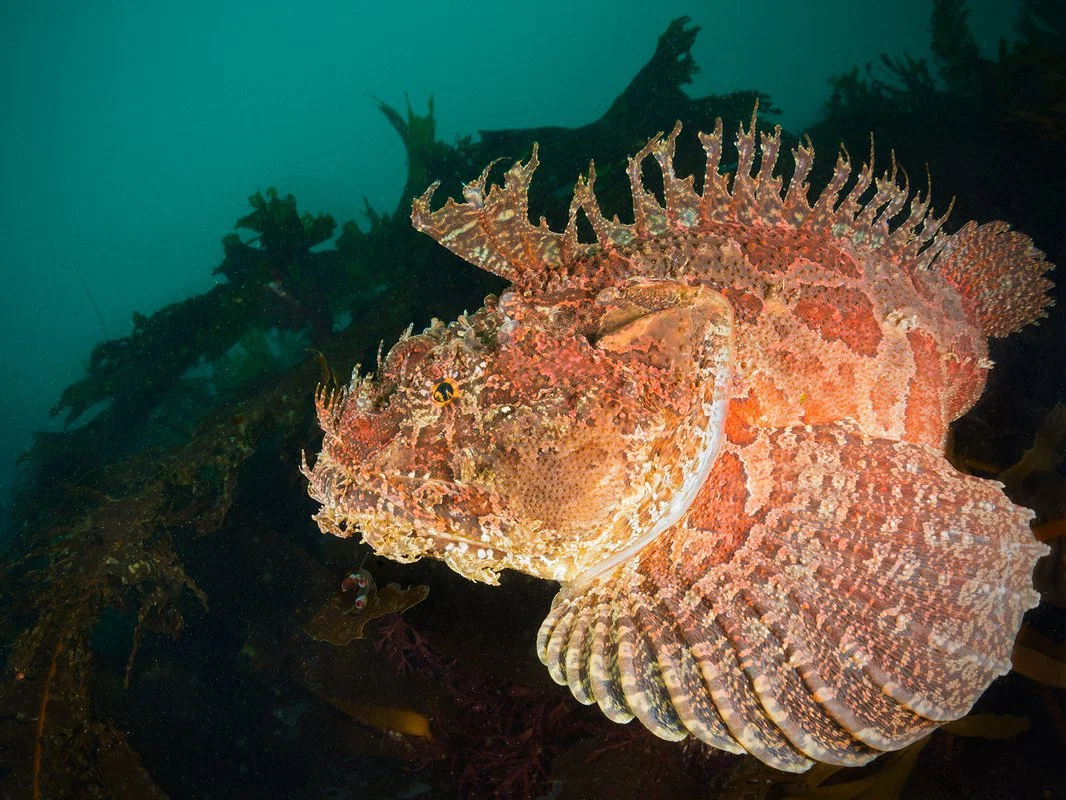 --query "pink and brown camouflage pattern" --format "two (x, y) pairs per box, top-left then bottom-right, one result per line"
(304, 116), (1054, 771)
